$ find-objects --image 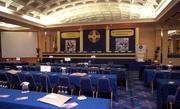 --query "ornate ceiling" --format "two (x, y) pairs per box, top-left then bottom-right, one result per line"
(0, 0), (173, 27)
